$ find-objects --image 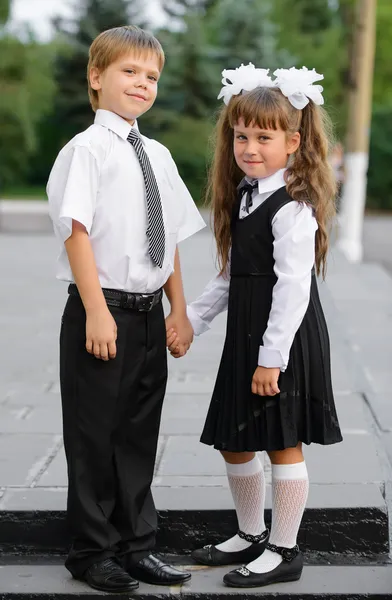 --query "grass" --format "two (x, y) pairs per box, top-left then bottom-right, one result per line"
(0, 185), (47, 200)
